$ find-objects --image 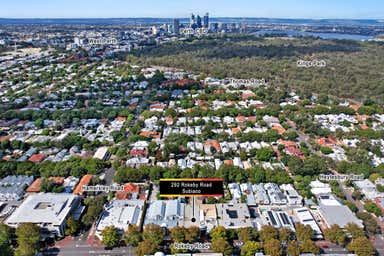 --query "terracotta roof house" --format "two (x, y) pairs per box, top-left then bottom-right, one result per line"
(28, 153), (45, 163)
(115, 116), (126, 122)
(73, 174), (93, 195)
(26, 177), (65, 193)
(271, 124), (286, 134)
(130, 148), (148, 158)
(204, 140), (221, 152)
